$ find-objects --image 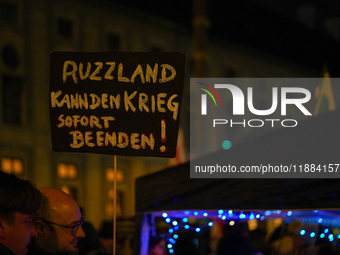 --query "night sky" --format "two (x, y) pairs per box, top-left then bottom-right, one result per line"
(105, 0), (340, 76)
